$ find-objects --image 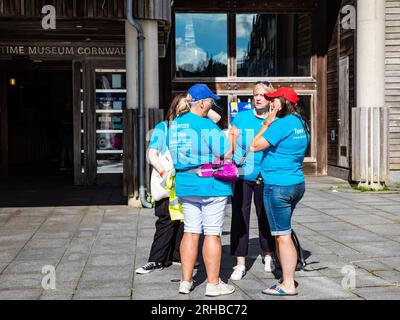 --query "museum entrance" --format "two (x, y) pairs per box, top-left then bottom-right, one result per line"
(5, 61), (74, 185)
